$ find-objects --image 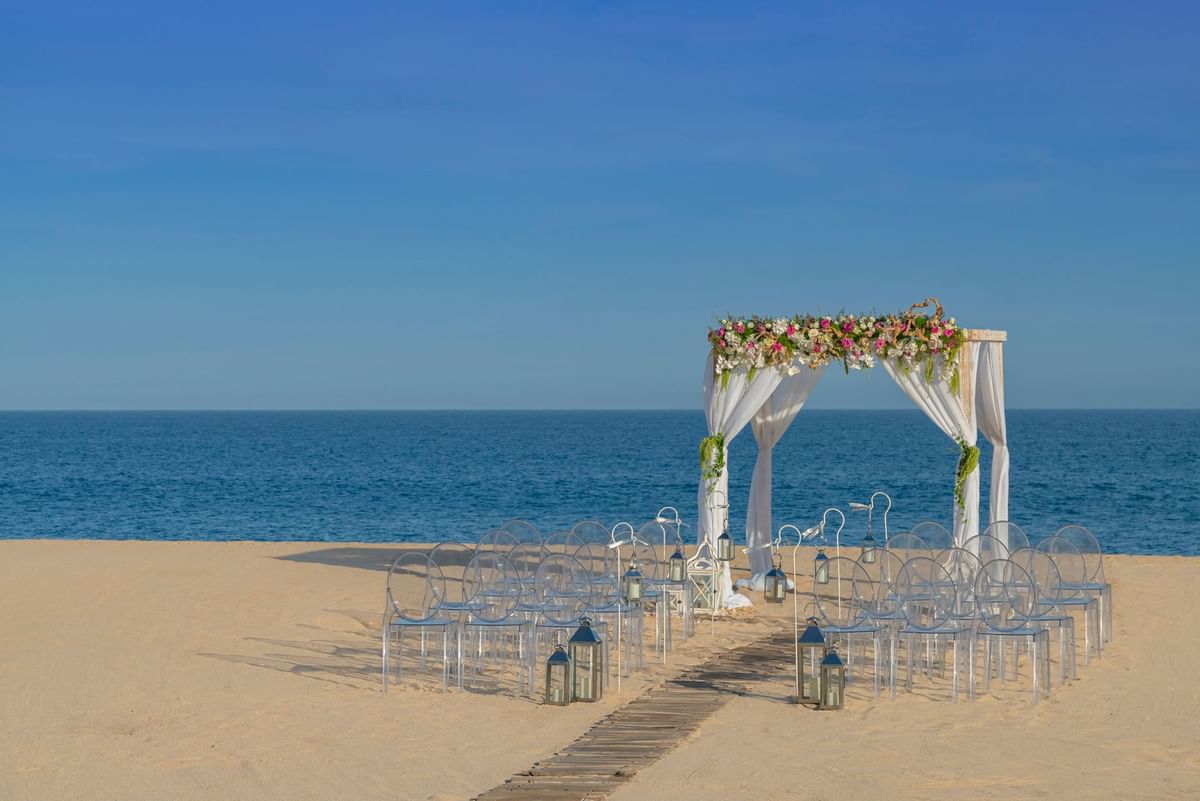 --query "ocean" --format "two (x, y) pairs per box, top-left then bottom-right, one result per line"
(0, 410), (1195, 554)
